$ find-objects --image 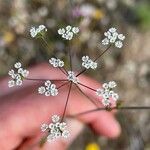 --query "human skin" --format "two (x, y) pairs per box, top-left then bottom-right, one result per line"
(0, 63), (121, 150)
